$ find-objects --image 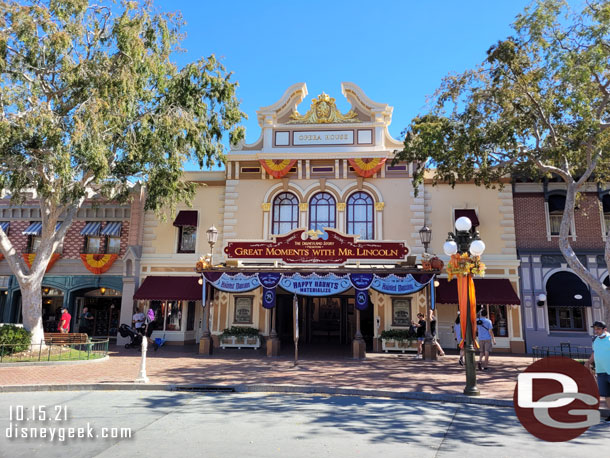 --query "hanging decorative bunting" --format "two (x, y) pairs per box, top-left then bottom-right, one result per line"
(259, 159), (297, 178)
(348, 158), (387, 178)
(370, 274), (427, 295)
(355, 290), (369, 310)
(79, 254), (118, 274)
(203, 272), (261, 293)
(279, 273), (352, 297)
(22, 253), (61, 272)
